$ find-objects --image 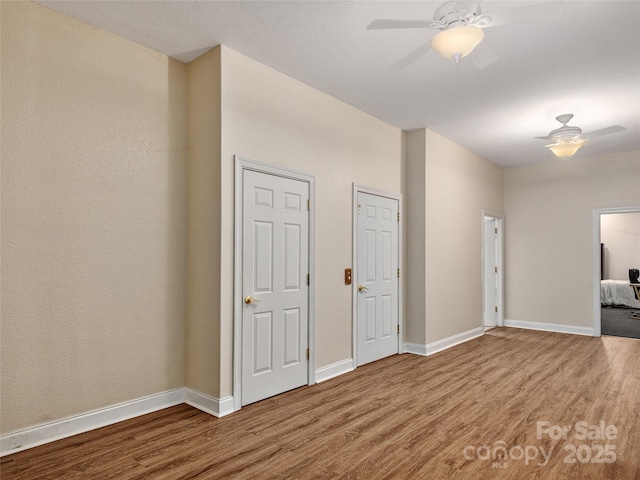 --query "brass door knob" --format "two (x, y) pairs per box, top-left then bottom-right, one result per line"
(244, 295), (261, 304)
(358, 285), (368, 292)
